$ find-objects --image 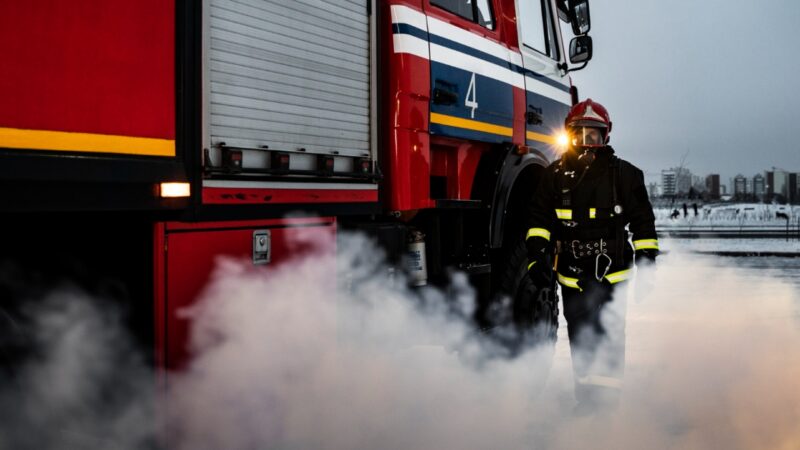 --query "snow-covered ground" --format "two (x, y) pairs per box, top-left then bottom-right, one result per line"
(655, 203), (799, 227)
(662, 237), (800, 254)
